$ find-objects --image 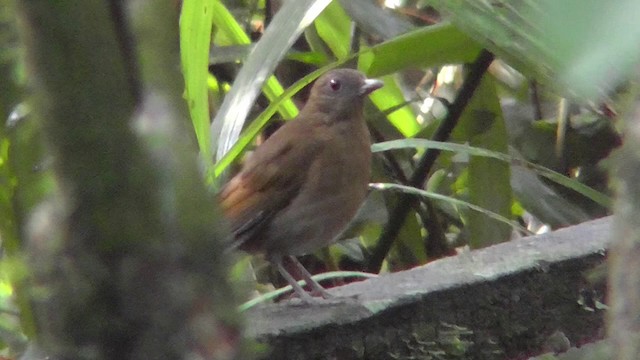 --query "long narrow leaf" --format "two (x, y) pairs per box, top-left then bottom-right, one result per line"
(359, 22), (482, 77)
(213, 64), (342, 177)
(455, 75), (512, 247)
(370, 183), (531, 234)
(180, 0), (215, 161)
(372, 139), (612, 207)
(210, 0), (331, 163)
(237, 271), (377, 311)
